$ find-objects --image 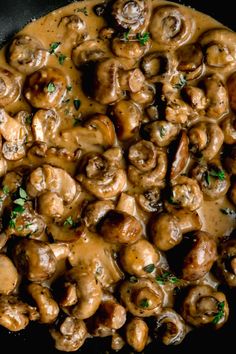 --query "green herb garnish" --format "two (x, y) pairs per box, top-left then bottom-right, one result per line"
(63, 216), (74, 227)
(25, 114), (33, 125)
(174, 74), (187, 90)
(73, 117), (82, 126)
(129, 276), (138, 283)
(220, 208), (236, 217)
(204, 171), (210, 186)
(212, 301), (225, 324)
(67, 85), (72, 91)
(47, 82), (56, 93)
(58, 53), (67, 65)
(19, 188), (27, 199)
(143, 264), (155, 273)
(156, 272), (179, 285)
(75, 7), (88, 16)
(49, 42), (61, 54)
(123, 29), (131, 41)
(209, 168), (225, 181)
(74, 99), (81, 110)
(3, 186), (9, 195)
(139, 298), (149, 308)
(136, 32), (150, 46)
